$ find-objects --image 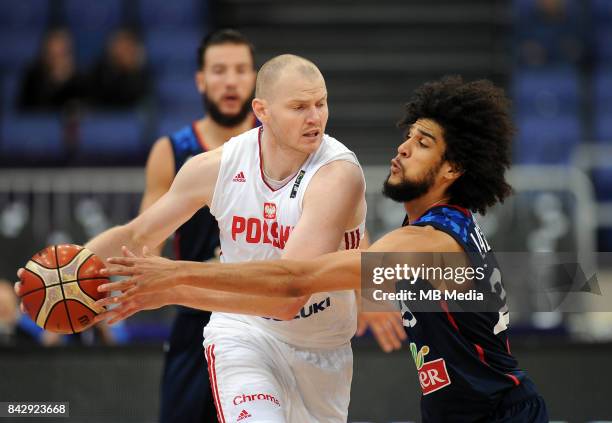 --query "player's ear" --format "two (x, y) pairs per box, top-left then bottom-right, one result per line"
(252, 98), (268, 123)
(195, 70), (206, 93)
(442, 161), (463, 182)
